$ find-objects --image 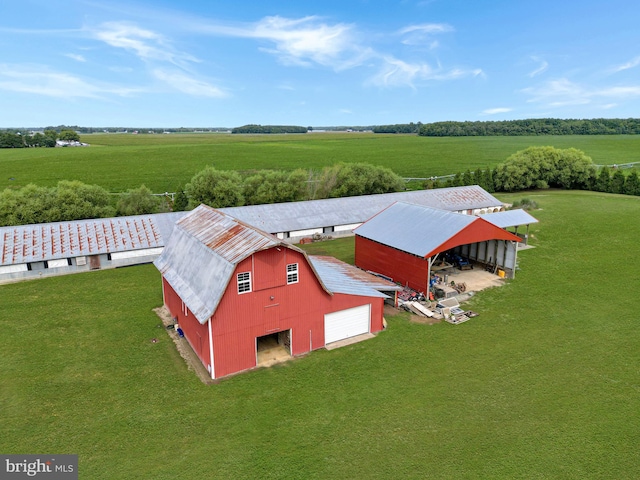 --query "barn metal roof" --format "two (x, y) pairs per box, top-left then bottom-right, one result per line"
(309, 255), (402, 298)
(0, 186), (500, 268)
(155, 205), (394, 324)
(220, 185), (502, 234)
(354, 202), (477, 257)
(0, 212), (185, 266)
(354, 202), (521, 258)
(479, 209), (539, 228)
(155, 205), (291, 323)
